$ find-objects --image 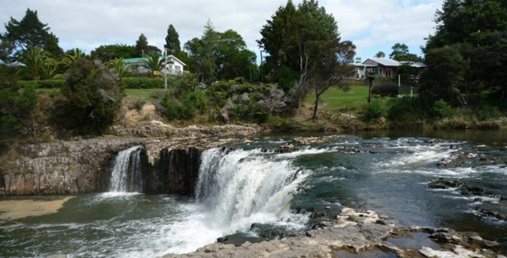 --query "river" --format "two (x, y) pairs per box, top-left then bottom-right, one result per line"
(0, 130), (506, 257)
